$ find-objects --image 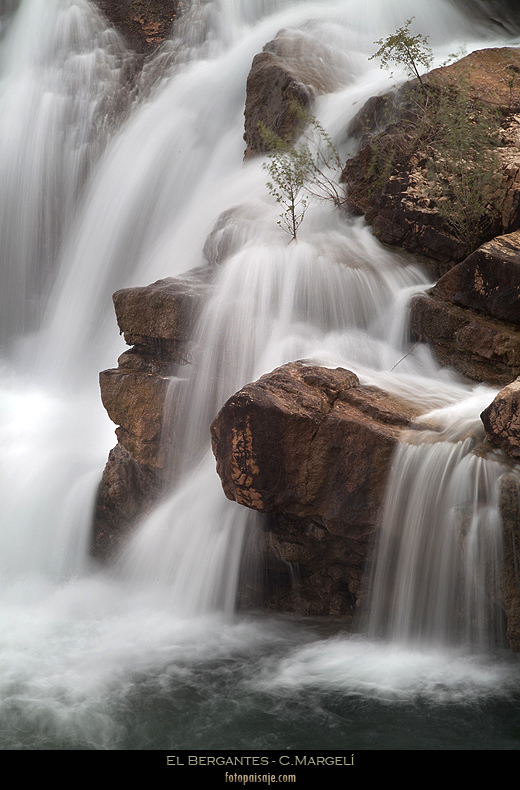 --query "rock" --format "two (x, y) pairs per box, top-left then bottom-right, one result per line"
(210, 362), (427, 617)
(481, 377), (520, 457)
(99, 368), (171, 468)
(410, 291), (520, 384)
(93, 0), (181, 54)
(409, 230), (520, 385)
(211, 362), (425, 536)
(431, 231), (520, 325)
(427, 47), (520, 114)
(257, 513), (367, 619)
(92, 444), (161, 561)
(499, 472), (520, 651)
(94, 272), (207, 559)
(343, 47), (520, 266)
(243, 29), (344, 159)
(113, 275), (207, 361)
